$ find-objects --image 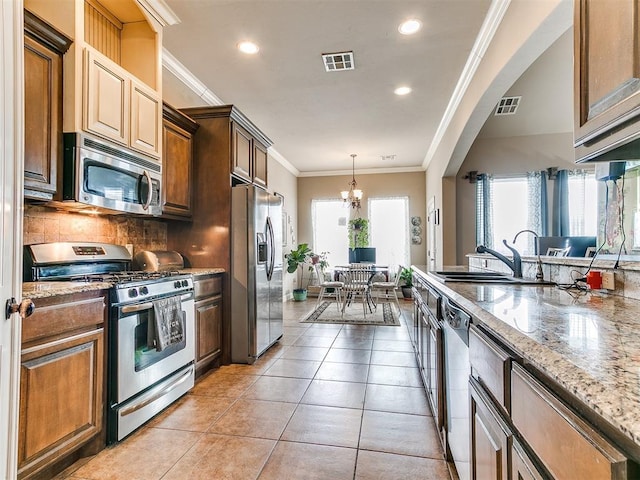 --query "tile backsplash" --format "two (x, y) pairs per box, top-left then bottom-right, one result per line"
(24, 205), (167, 254)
